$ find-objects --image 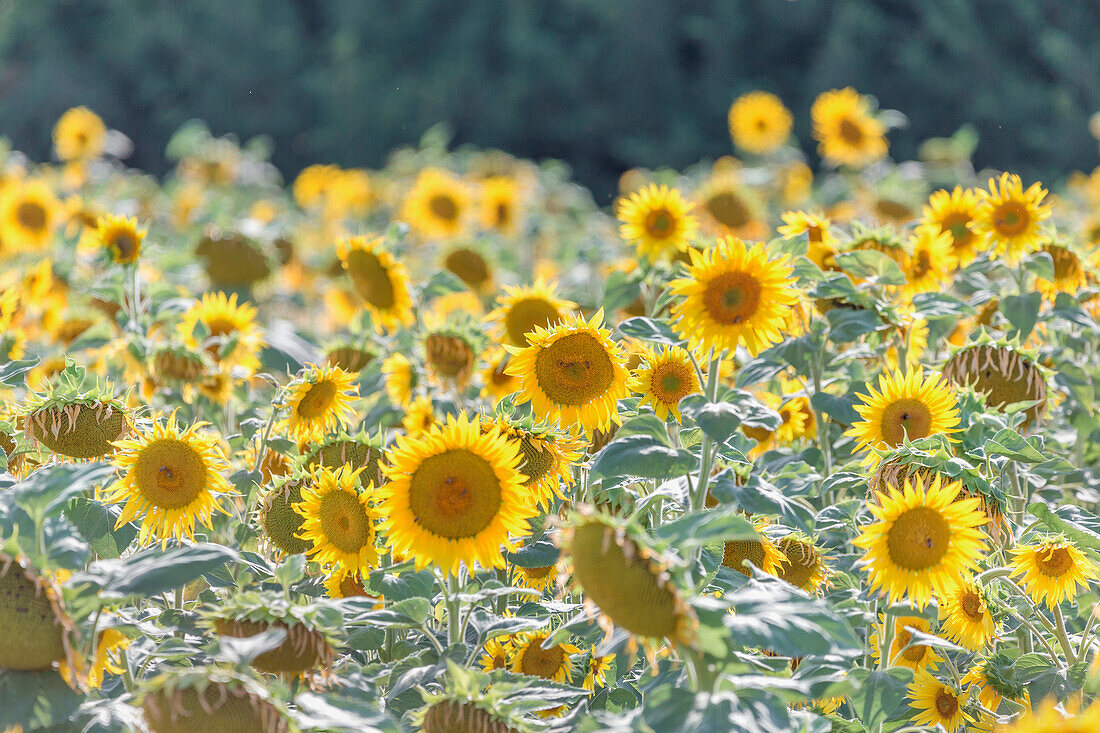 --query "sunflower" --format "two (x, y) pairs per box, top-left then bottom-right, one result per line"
(86, 627), (130, 690)
(974, 173), (1052, 265)
(512, 564), (558, 594)
(922, 186), (985, 265)
(486, 416), (583, 510)
(721, 525), (786, 577)
(295, 465), (379, 573)
(902, 224), (956, 298)
(338, 235), (415, 331)
(478, 637), (512, 672)
(480, 348), (520, 403)
(811, 87), (889, 168)
(511, 631), (580, 683)
(871, 614), (941, 671)
(854, 474), (987, 608)
(423, 324), (483, 388)
(1035, 241), (1087, 300)
(846, 368), (960, 462)
(583, 648), (614, 691)
(381, 352), (416, 408)
(506, 310), (630, 436)
(1009, 537), (1097, 610)
(908, 670), (970, 733)
(695, 172), (767, 239)
(1, 178), (59, 250)
(962, 659), (1030, 715)
(279, 364), (358, 445)
(322, 567), (374, 600)
(628, 345), (701, 423)
(937, 578), (997, 651)
(400, 168), (470, 240)
(93, 215), (146, 265)
(775, 534), (829, 593)
(486, 277), (576, 347)
(669, 236), (798, 356)
(178, 291), (265, 374)
(402, 396), (435, 437)
(377, 412), (536, 575)
(479, 176), (522, 236)
(727, 91), (793, 155)
(443, 246), (493, 293)
(616, 183), (699, 260)
(778, 210), (838, 271)
(941, 341), (1047, 428)
(53, 106), (107, 162)
(99, 416), (232, 547)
